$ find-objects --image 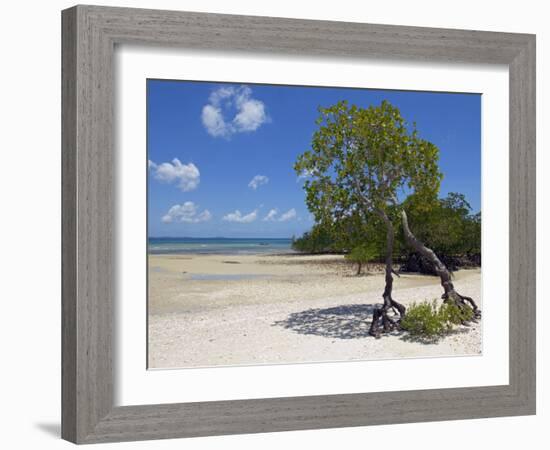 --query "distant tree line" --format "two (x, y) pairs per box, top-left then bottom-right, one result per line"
(292, 192), (481, 275)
